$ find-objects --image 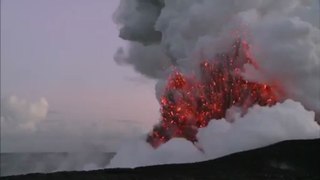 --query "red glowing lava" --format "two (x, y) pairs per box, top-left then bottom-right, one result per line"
(147, 39), (282, 148)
